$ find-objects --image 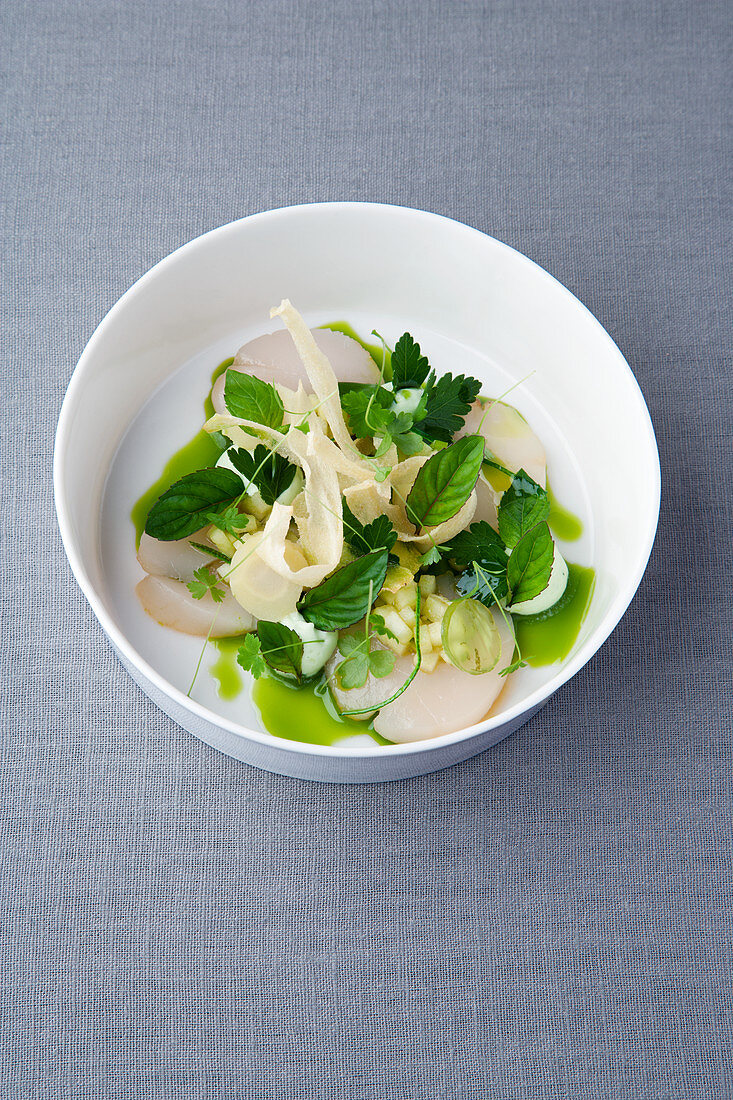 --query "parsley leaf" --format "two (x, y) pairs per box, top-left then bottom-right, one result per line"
(335, 633), (396, 690)
(340, 385), (393, 438)
(448, 521), (510, 604)
(370, 613), (399, 641)
(390, 333), (431, 389)
(187, 566), (226, 603)
(237, 634), (267, 678)
(343, 500), (398, 556)
(414, 373), (482, 443)
(224, 373), (284, 427)
(206, 504), (252, 535)
(228, 445), (298, 506)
